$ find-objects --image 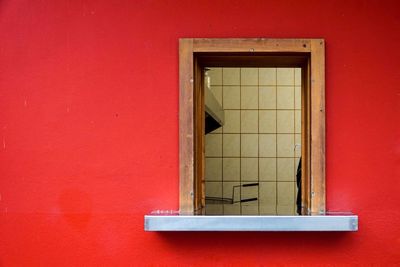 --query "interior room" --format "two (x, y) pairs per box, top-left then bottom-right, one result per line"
(204, 67), (302, 215)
